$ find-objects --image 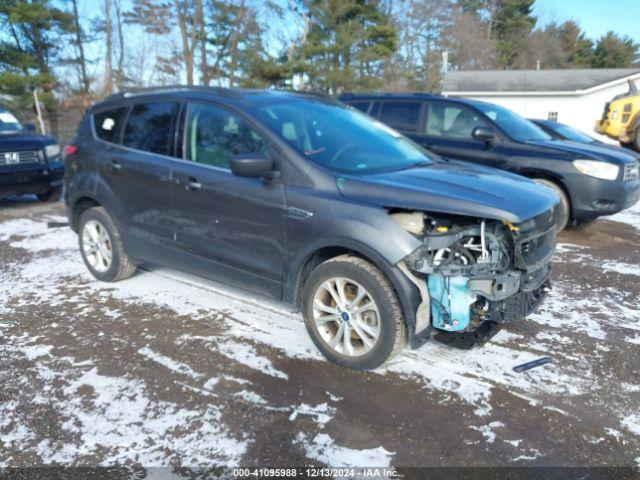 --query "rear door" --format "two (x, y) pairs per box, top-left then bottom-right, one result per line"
(169, 101), (286, 298)
(415, 100), (503, 167)
(100, 101), (178, 251)
(375, 100), (423, 135)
